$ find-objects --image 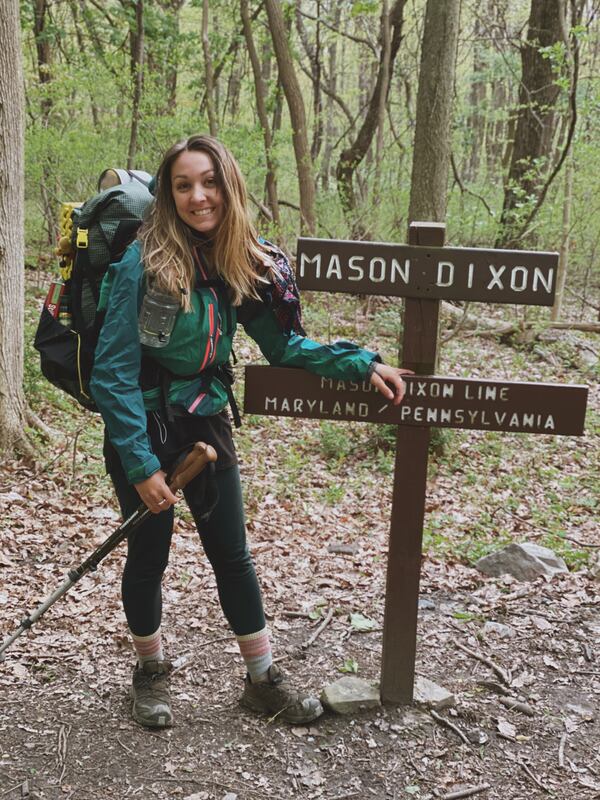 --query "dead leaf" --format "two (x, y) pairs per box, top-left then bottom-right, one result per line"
(497, 717), (517, 740)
